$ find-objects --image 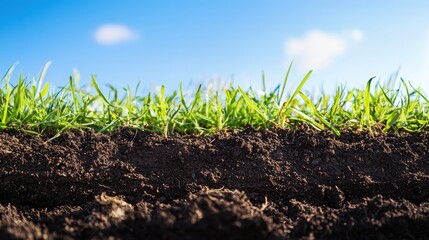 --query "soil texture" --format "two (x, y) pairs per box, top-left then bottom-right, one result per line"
(1, 127), (429, 239)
